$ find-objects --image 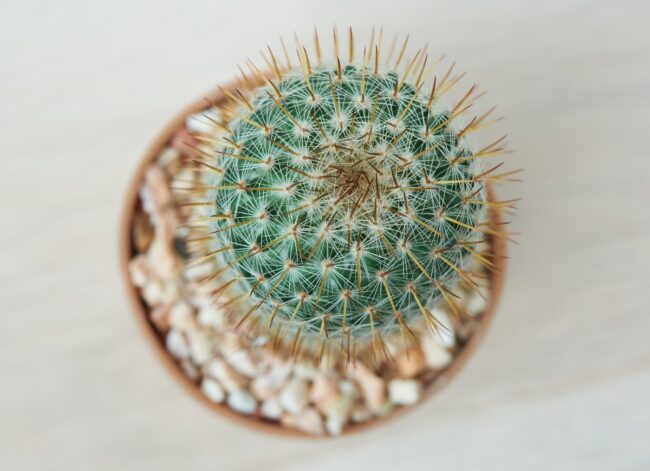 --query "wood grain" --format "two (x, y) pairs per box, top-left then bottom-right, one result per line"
(1, 1), (649, 469)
